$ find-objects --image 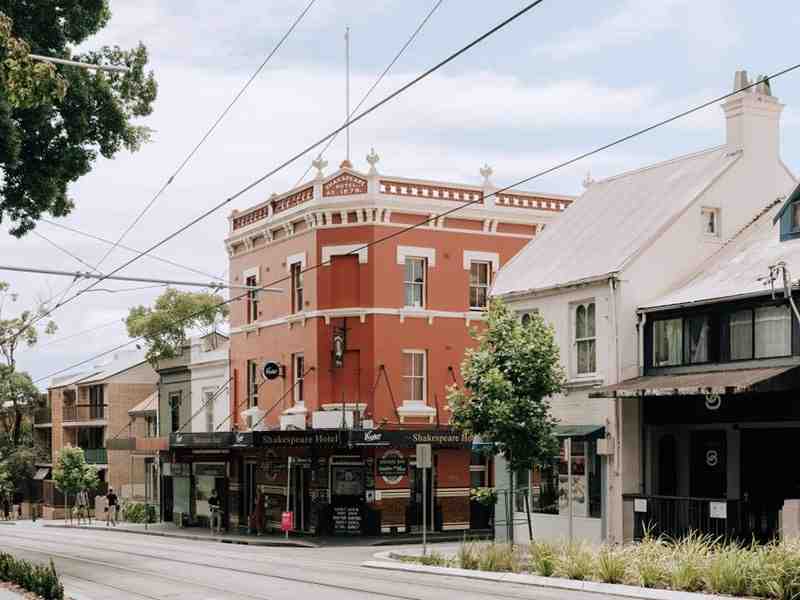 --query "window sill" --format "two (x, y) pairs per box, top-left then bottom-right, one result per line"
(566, 376), (604, 390)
